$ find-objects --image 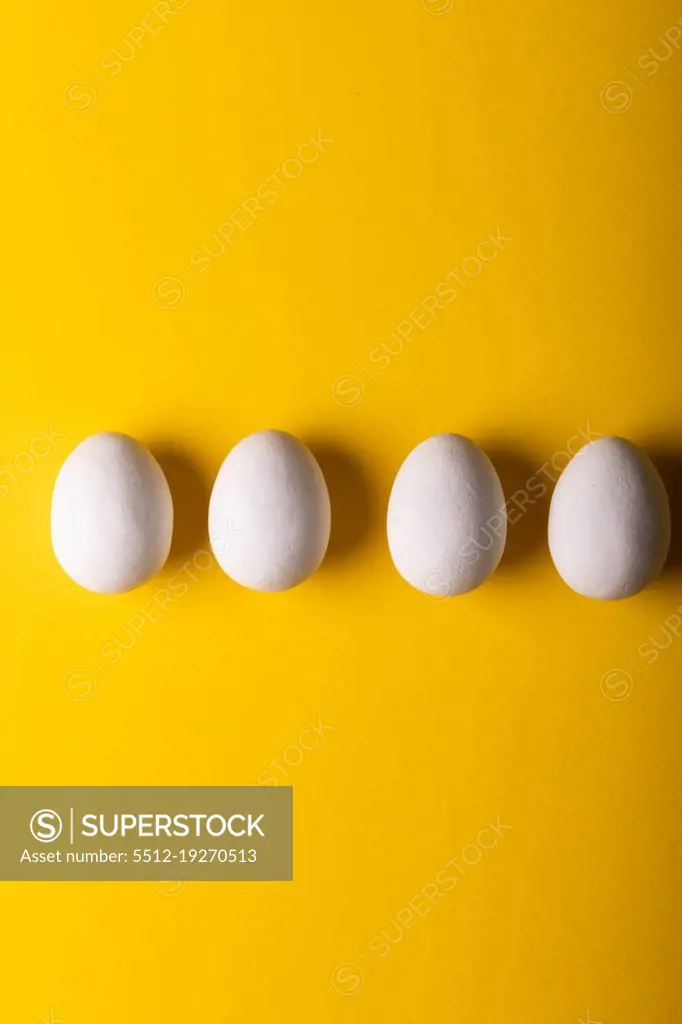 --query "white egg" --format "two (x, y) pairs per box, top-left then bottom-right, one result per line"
(208, 430), (331, 592)
(387, 434), (507, 597)
(51, 433), (173, 594)
(548, 437), (670, 599)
